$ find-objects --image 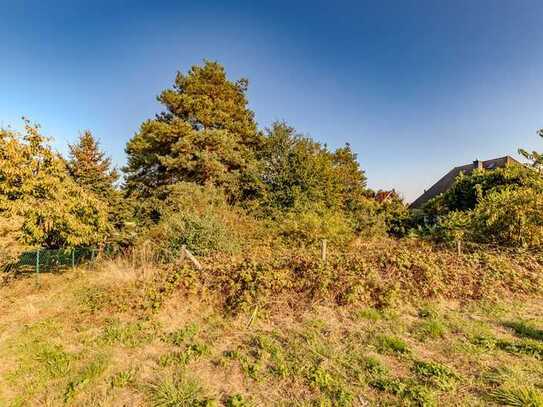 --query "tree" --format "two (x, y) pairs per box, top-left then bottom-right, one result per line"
(67, 131), (118, 200)
(0, 120), (110, 248)
(124, 61), (262, 200)
(519, 129), (543, 172)
(258, 121), (368, 212)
